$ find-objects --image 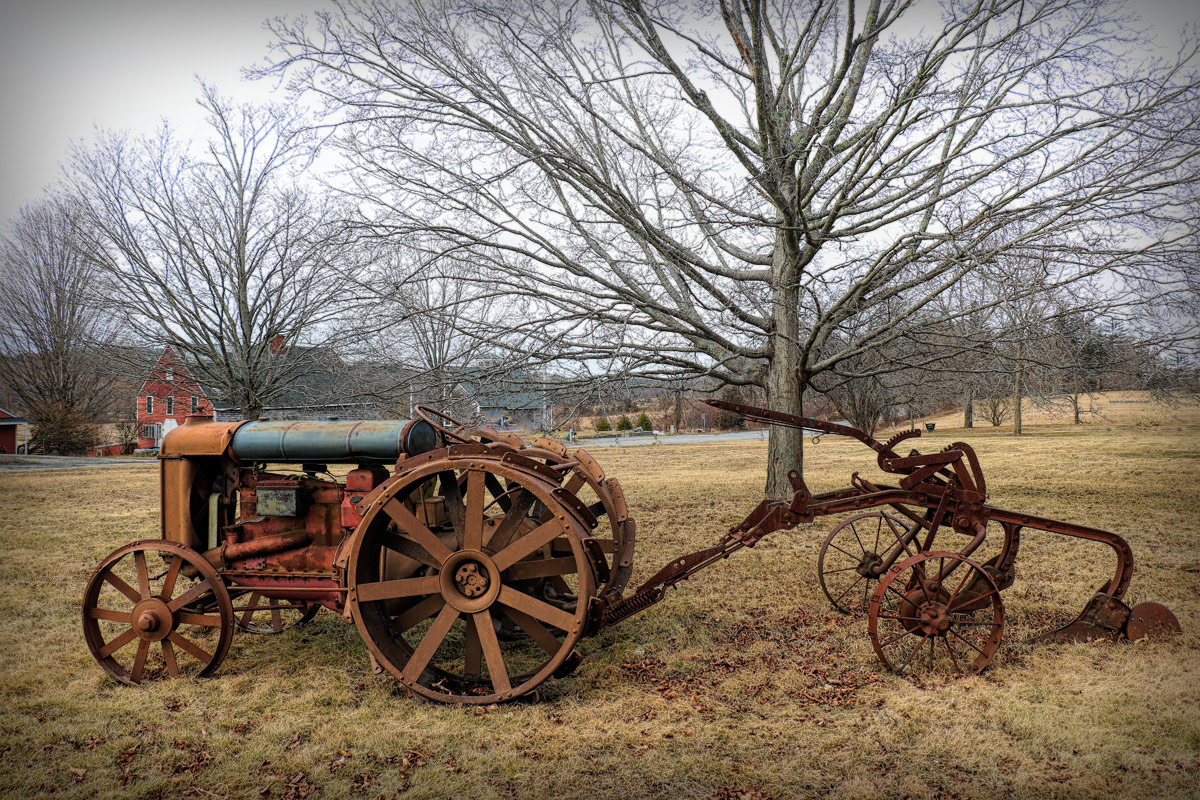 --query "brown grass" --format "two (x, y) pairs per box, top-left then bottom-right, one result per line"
(1, 403), (1198, 799)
